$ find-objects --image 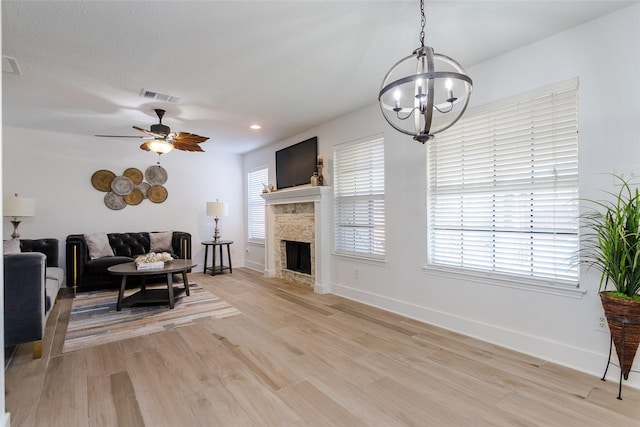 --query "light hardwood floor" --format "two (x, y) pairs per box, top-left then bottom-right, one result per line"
(5, 268), (640, 426)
